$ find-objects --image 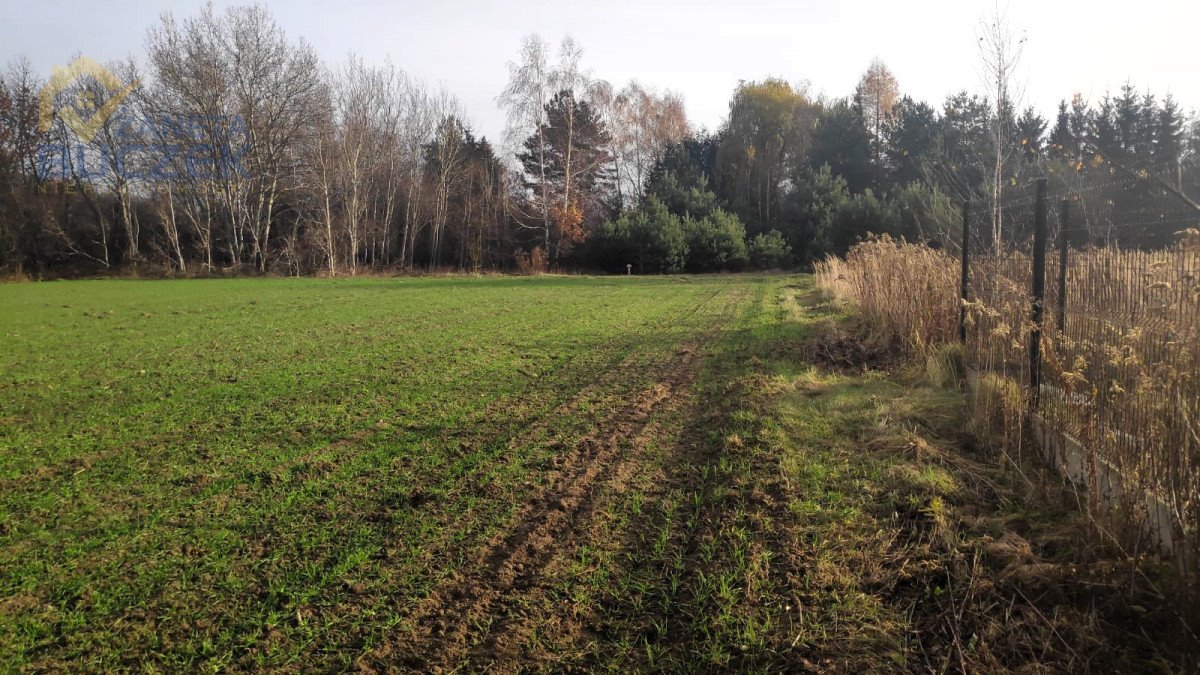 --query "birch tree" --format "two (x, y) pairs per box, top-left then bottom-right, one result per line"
(146, 4), (321, 272)
(601, 81), (689, 204)
(498, 34), (554, 254)
(59, 58), (144, 264)
(976, 7), (1026, 253)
